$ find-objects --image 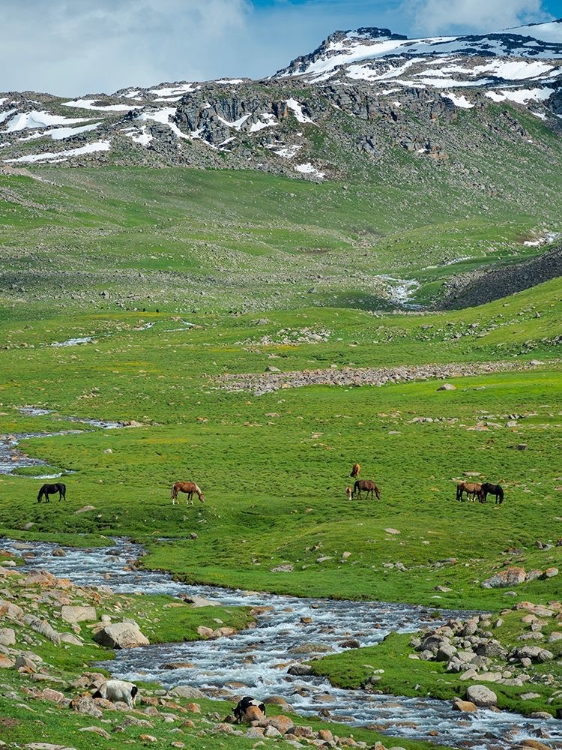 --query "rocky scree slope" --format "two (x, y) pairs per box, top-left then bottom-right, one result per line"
(0, 20), (561, 180)
(440, 242), (562, 308)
